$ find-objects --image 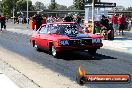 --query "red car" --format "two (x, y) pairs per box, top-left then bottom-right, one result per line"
(30, 22), (103, 57)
